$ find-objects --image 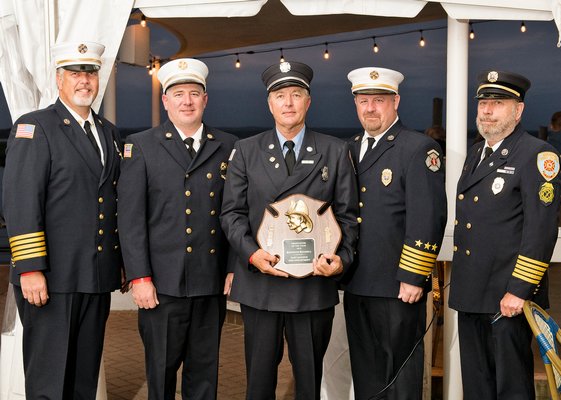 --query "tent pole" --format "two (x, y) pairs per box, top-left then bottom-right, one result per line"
(443, 16), (468, 400)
